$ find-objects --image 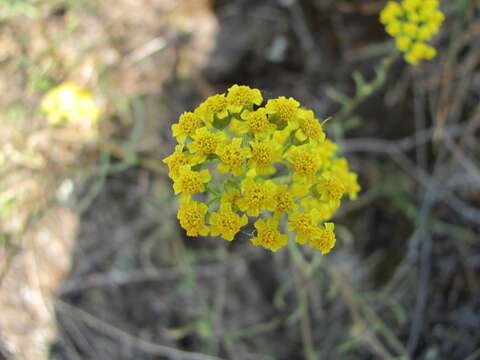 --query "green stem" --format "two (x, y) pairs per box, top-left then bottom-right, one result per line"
(288, 233), (317, 360)
(333, 50), (399, 125)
